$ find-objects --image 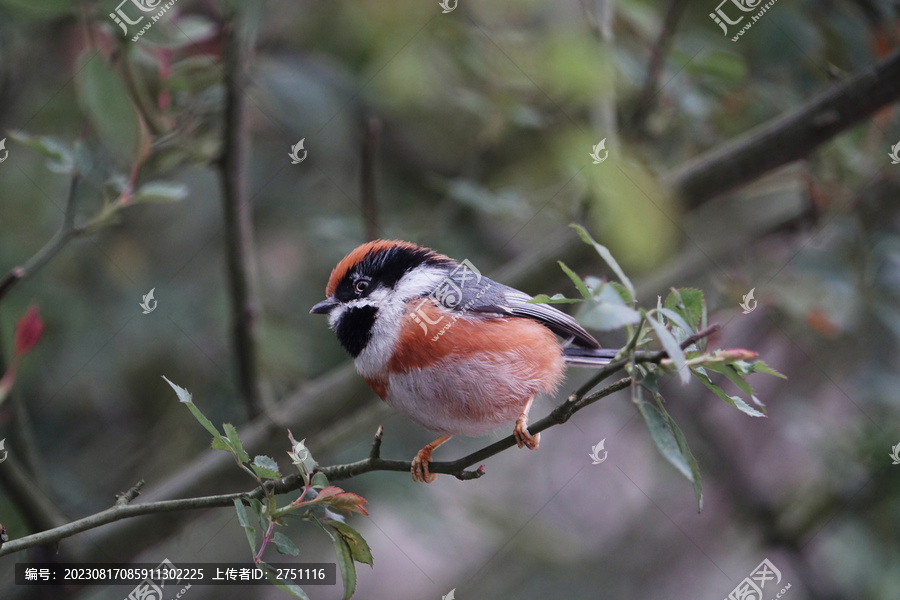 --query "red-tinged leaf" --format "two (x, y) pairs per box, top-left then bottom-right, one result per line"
(15, 305), (44, 356)
(307, 486), (369, 515)
(327, 492), (369, 516)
